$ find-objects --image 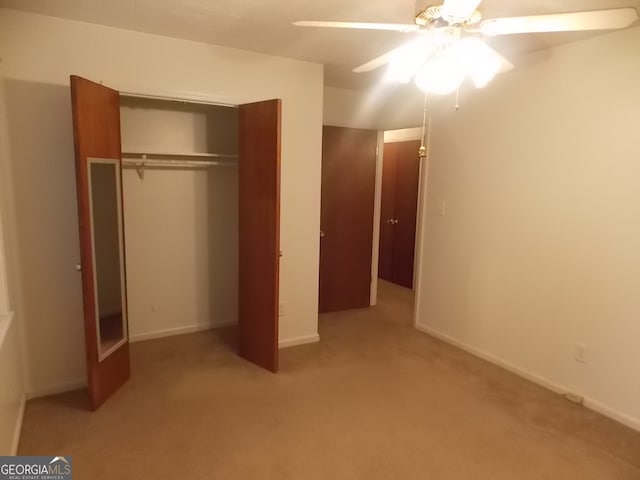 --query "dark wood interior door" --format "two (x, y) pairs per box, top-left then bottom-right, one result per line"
(392, 140), (421, 288)
(238, 99), (281, 373)
(319, 126), (378, 313)
(379, 140), (421, 289)
(378, 142), (397, 283)
(70, 75), (130, 410)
